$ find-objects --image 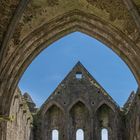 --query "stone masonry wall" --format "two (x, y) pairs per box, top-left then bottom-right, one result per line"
(36, 63), (123, 140)
(1, 63), (139, 140)
(124, 88), (140, 140)
(6, 88), (33, 140)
